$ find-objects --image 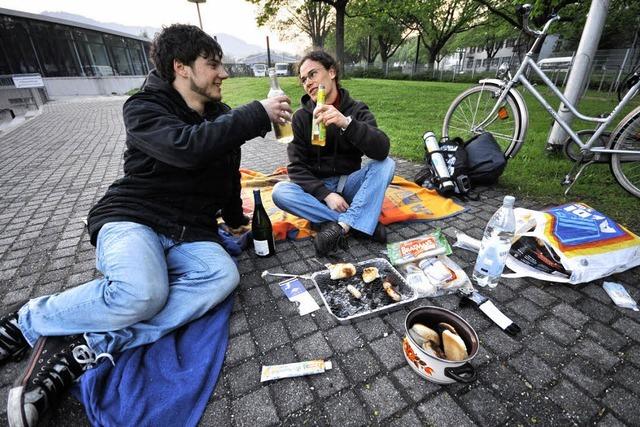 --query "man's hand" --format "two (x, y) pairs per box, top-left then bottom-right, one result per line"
(314, 104), (350, 129)
(324, 192), (349, 213)
(260, 95), (293, 125)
